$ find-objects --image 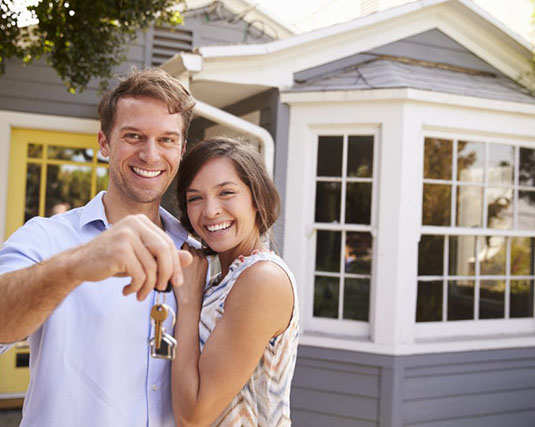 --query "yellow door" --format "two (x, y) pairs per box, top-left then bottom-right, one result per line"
(1, 128), (108, 400)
